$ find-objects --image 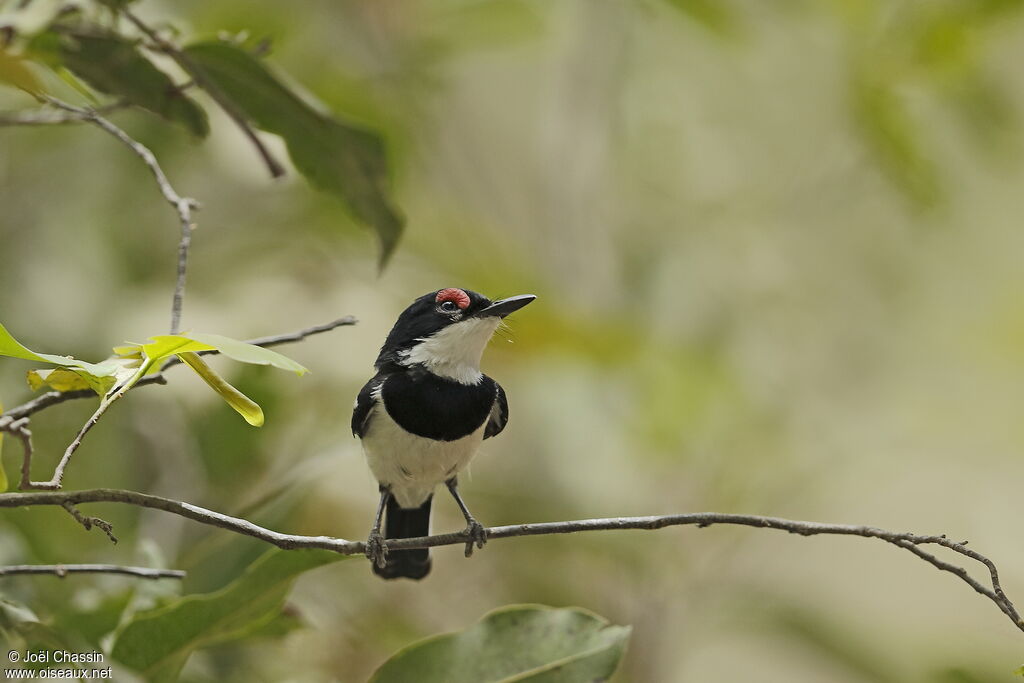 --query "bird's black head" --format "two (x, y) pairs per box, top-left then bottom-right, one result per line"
(375, 288), (535, 380)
